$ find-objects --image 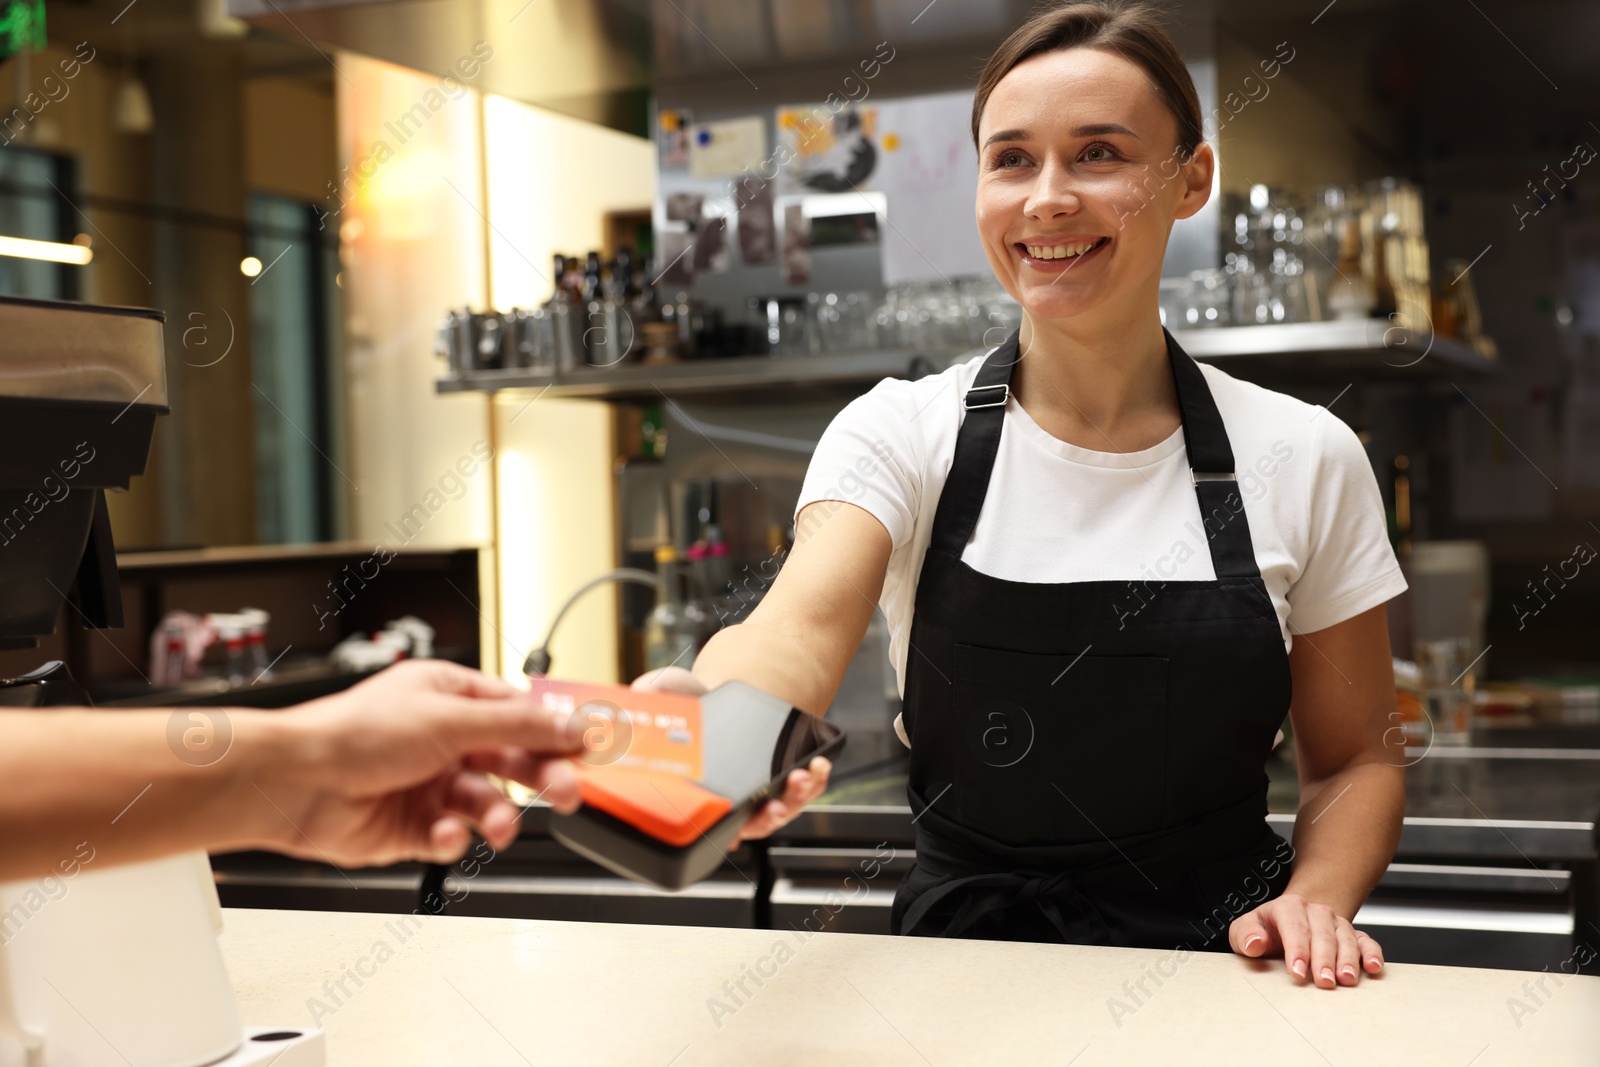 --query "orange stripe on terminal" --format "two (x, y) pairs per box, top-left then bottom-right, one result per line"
(574, 764), (733, 847)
